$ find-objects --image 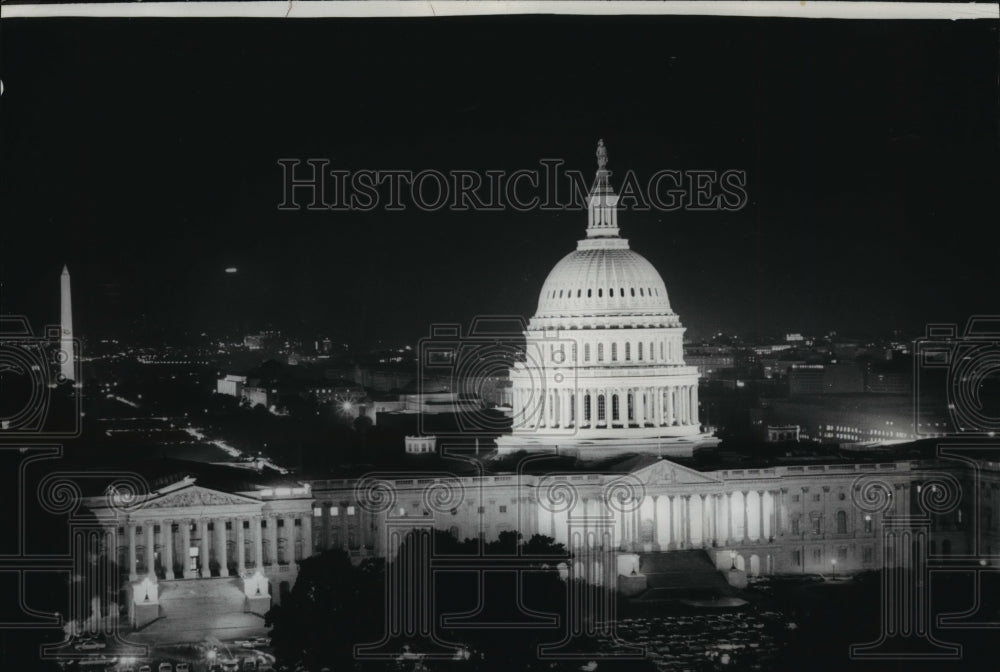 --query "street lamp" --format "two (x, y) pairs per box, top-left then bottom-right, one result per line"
(831, 558), (837, 581)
